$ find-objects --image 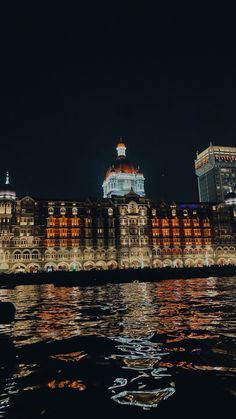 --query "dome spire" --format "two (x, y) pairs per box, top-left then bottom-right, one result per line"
(116, 137), (126, 157)
(5, 170), (10, 185)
